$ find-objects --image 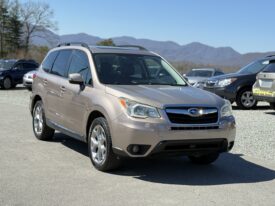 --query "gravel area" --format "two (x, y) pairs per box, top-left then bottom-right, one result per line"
(0, 86), (275, 206)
